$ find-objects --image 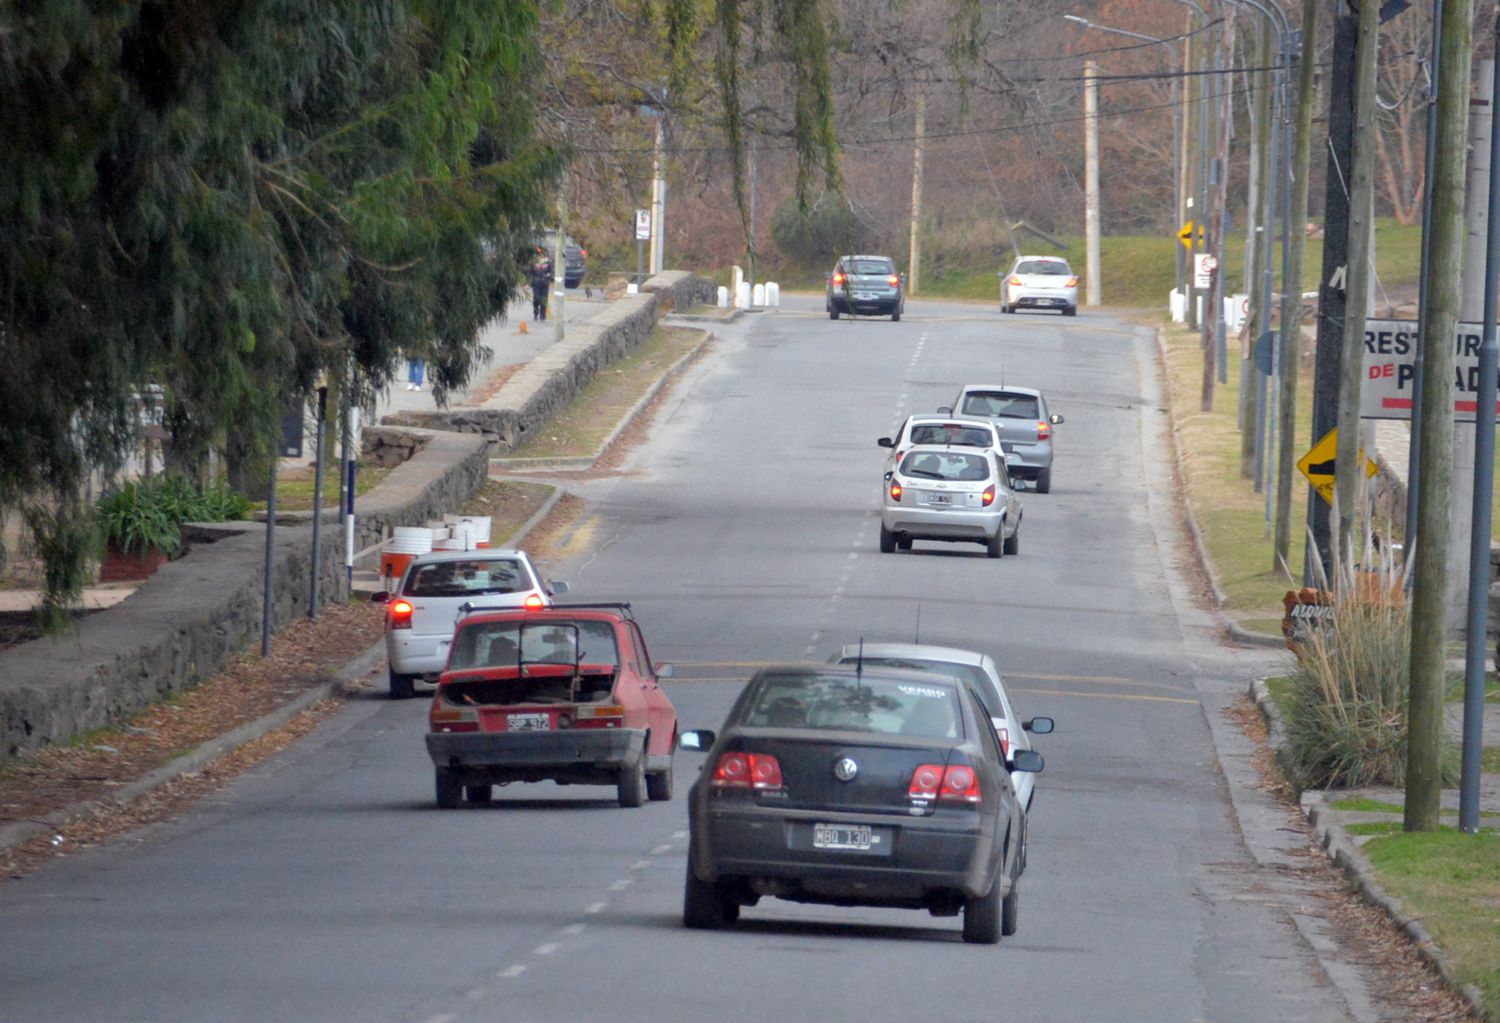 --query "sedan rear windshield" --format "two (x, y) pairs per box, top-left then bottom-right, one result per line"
(449, 619), (619, 670)
(404, 558), (533, 598)
(1016, 260), (1071, 275)
(743, 673), (963, 738)
(847, 259), (895, 275)
(846, 658), (1003, 720)
(907, 423), (993, 447)
(961, 392), (1040, 420)
(899, 450), (991, 481)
